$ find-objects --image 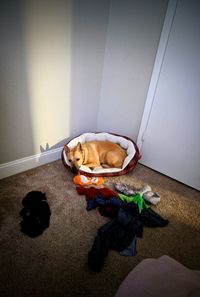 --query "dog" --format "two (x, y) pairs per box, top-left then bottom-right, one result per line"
(64, 141), (127, 173)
